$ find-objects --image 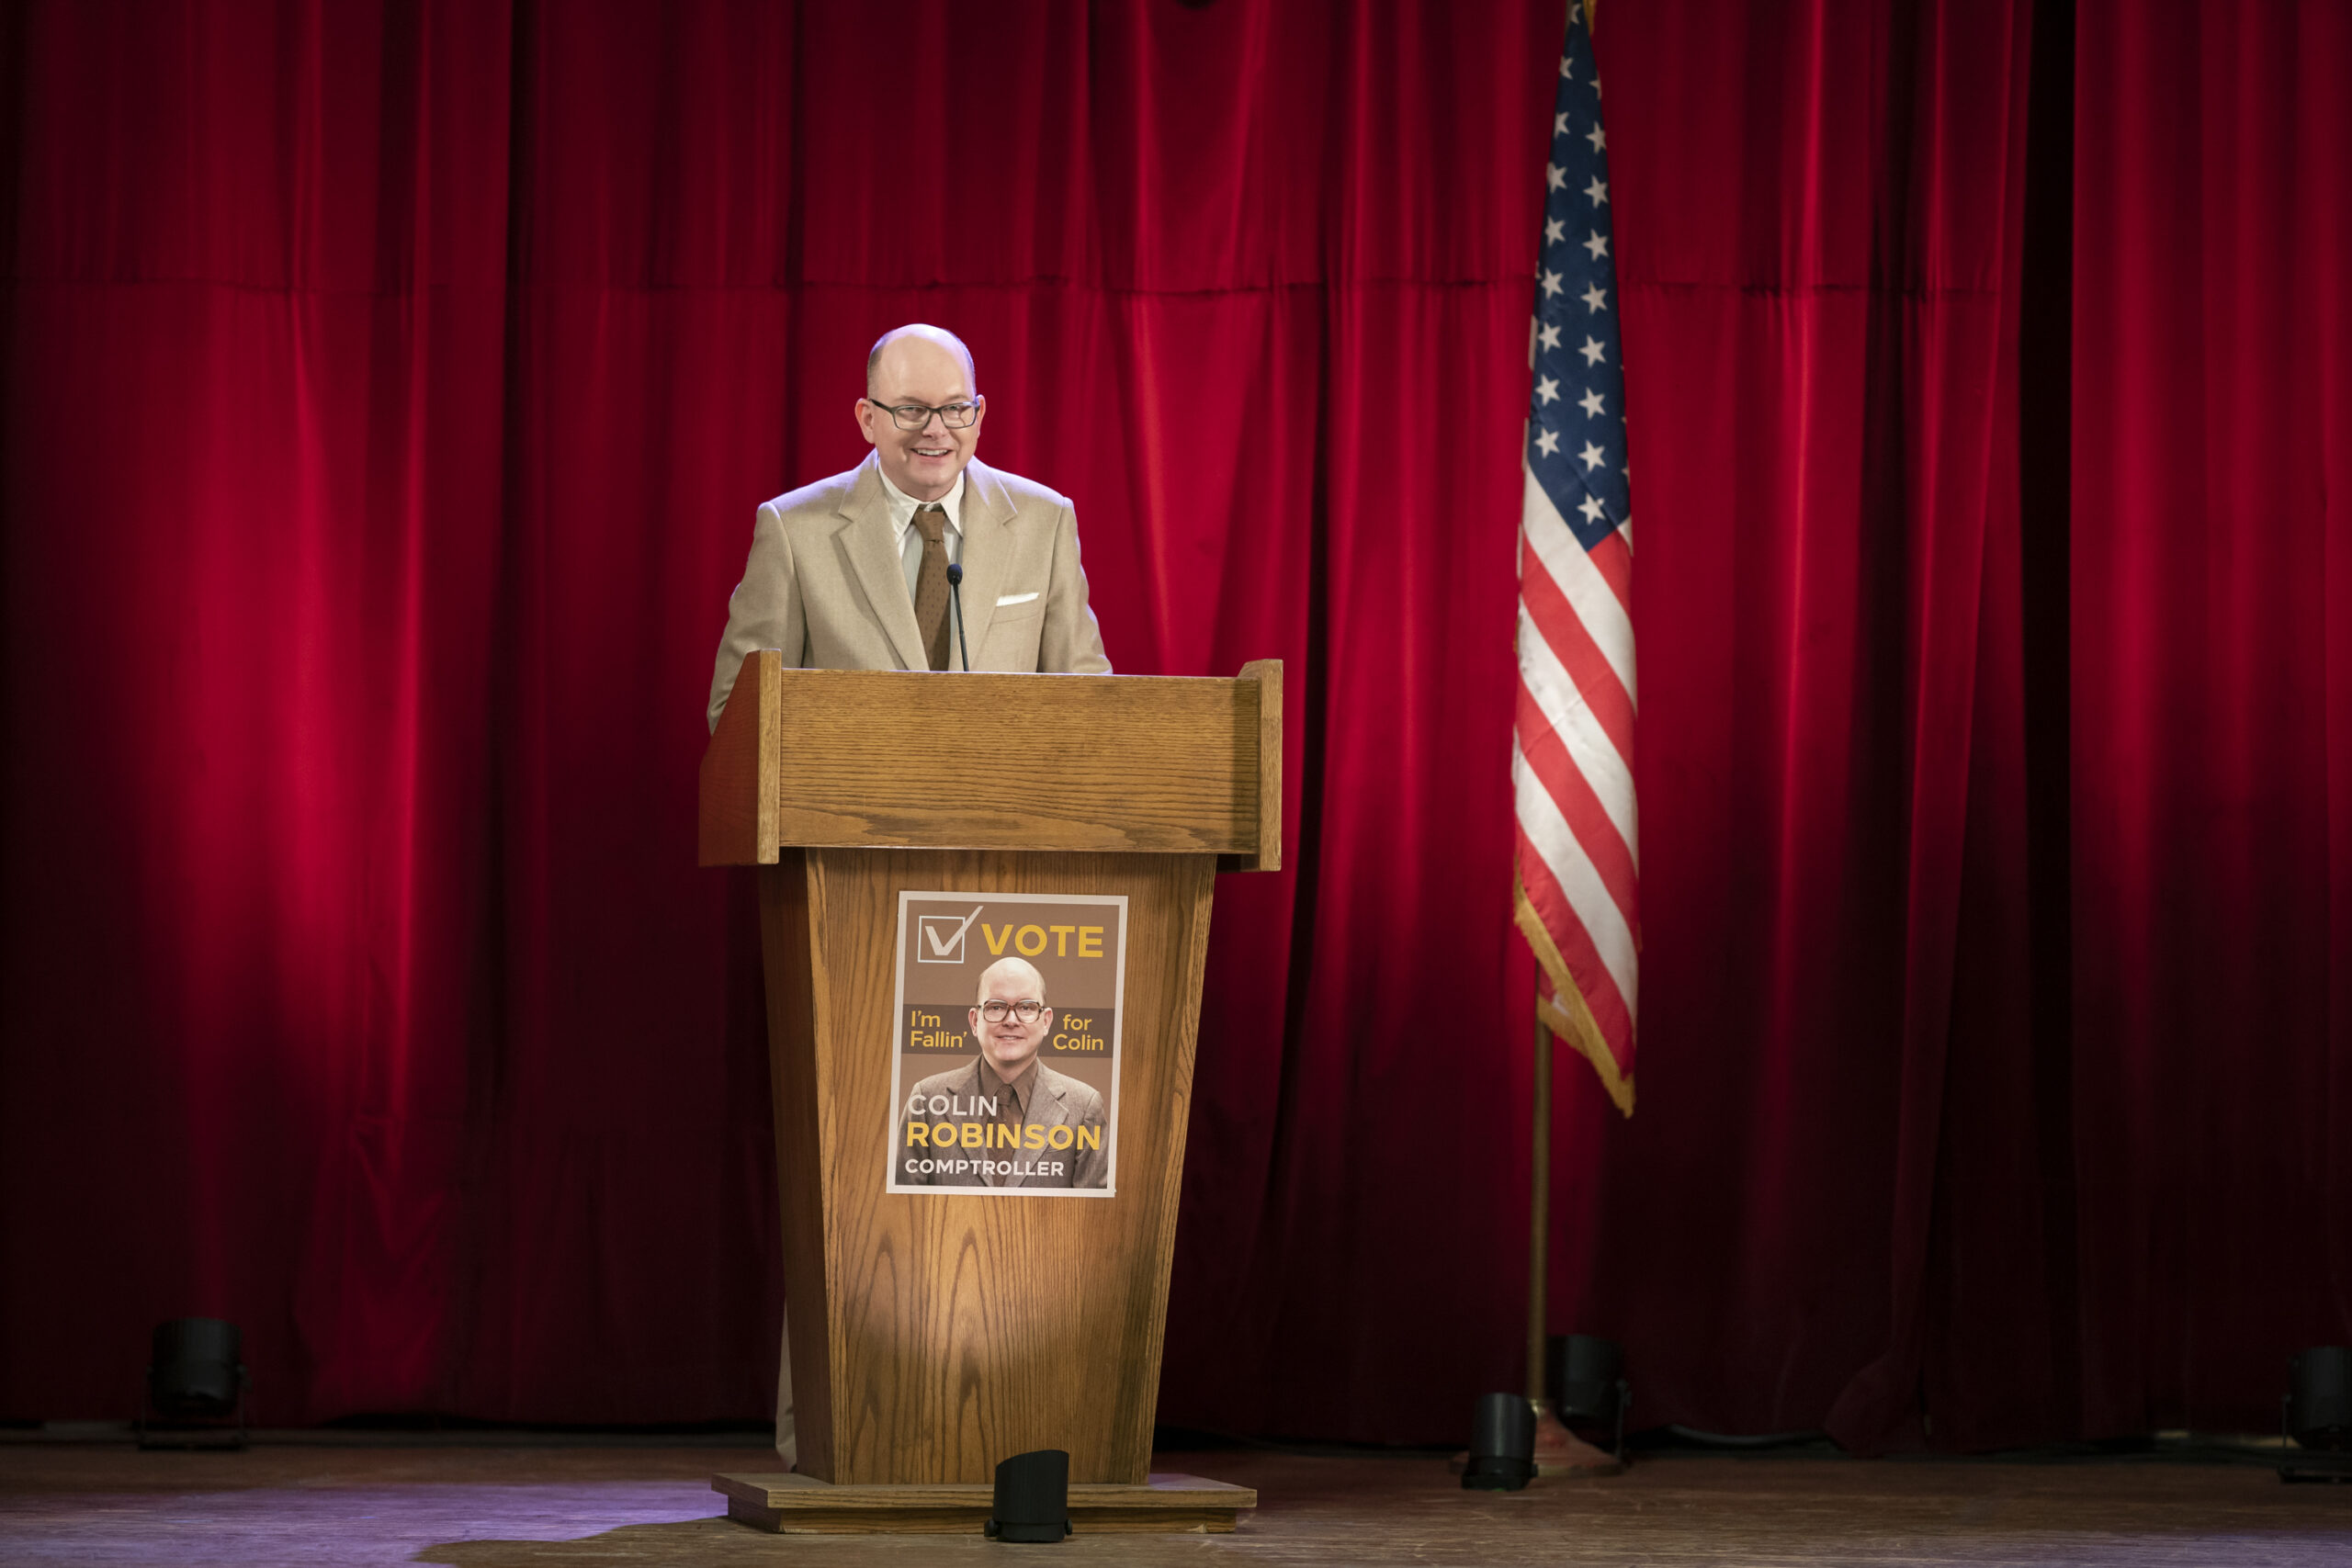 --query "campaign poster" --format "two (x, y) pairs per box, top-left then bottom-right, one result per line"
(886, 891), (1126, 1198)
